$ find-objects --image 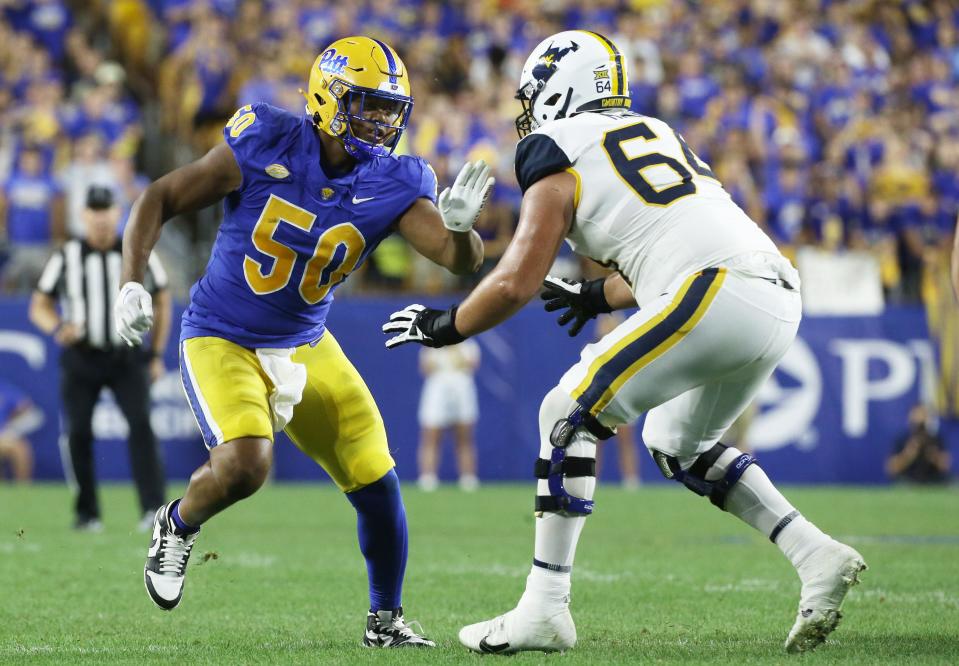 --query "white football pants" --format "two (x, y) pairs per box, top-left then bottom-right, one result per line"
(558, 254), (802, 459)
